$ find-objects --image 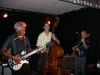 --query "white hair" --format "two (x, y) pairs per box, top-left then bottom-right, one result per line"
(14, 21), (27, 31)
